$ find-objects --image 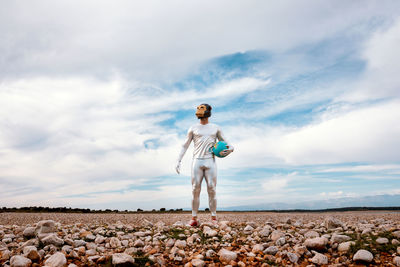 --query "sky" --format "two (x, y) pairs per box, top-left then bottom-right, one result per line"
(1, 0), (400, 211)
